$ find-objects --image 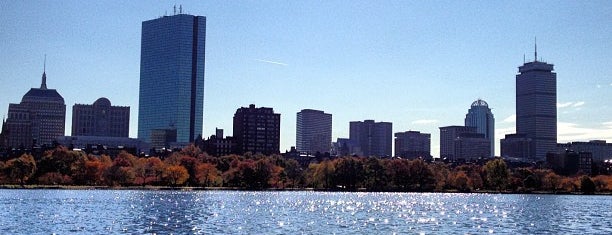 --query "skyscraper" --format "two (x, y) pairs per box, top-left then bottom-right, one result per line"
(296, 109), (332, 154)
(349, 120), (392, 157)
(233, 104), (281, 155)
(4, 63), (66, 147)
(465, 99), (495, 157)
(72, 97), (130, 137)
(138, 13), (206, 143)
(514, 44), (557, 161)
